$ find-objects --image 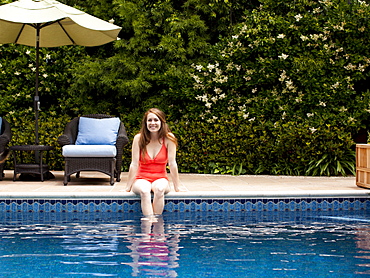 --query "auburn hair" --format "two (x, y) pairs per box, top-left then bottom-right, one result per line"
(138, 108), (177, 159)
